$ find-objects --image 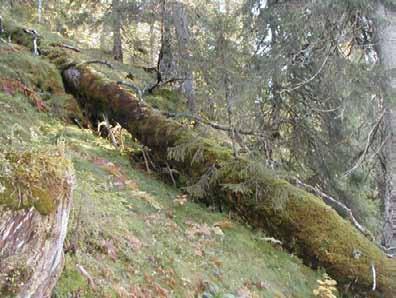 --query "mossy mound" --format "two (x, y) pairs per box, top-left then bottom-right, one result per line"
(0, 149), (72, 215)
(0, 50), (64, 94)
